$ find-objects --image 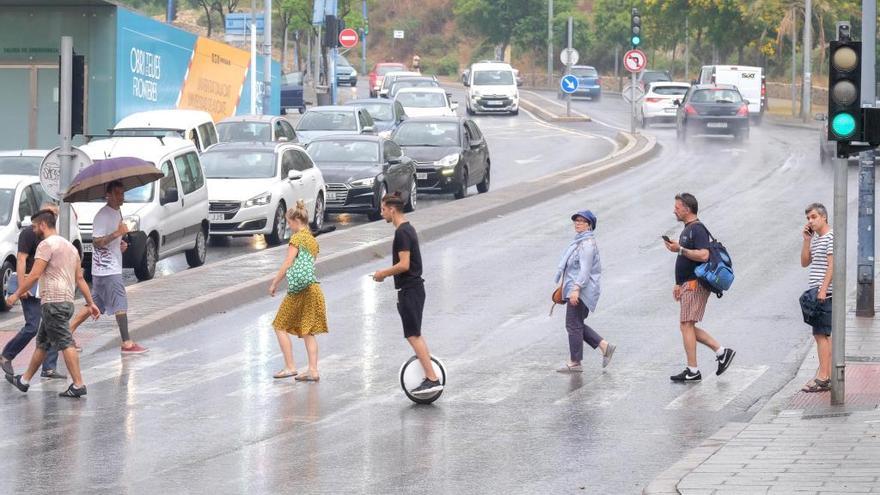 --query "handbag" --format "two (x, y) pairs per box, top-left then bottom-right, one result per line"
(550, 242), (582, 315)
(286, 244), (317, 294)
